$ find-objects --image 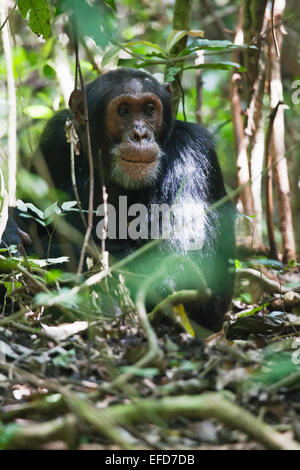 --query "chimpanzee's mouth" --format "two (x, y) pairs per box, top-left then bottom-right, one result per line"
(110, 147), (162, 189)
(120, 156), (156, 165)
